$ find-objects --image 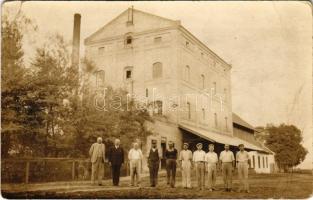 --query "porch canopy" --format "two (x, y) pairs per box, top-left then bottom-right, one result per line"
(179, 123), (266, 152)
